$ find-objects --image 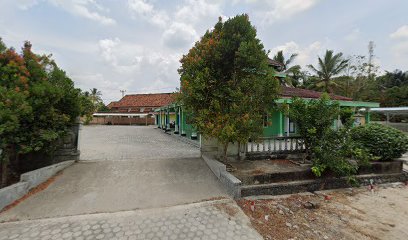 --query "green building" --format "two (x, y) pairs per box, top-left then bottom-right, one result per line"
(154, 86), (379, 142)
(154, 59), (379, 141)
